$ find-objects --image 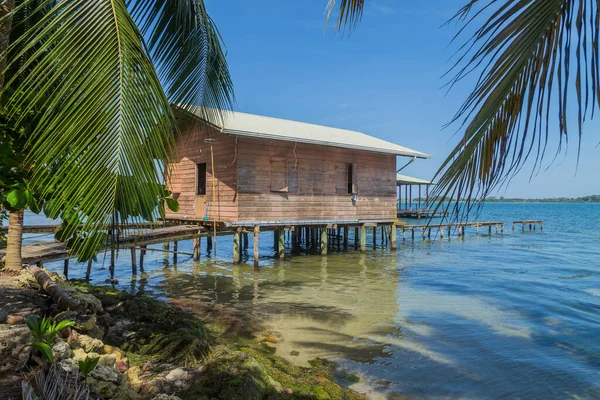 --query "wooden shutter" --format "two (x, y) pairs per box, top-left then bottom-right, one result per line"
(351, 163), (358, 194)
(270, 157), (288, 192)
(334, 163), (347, 194)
